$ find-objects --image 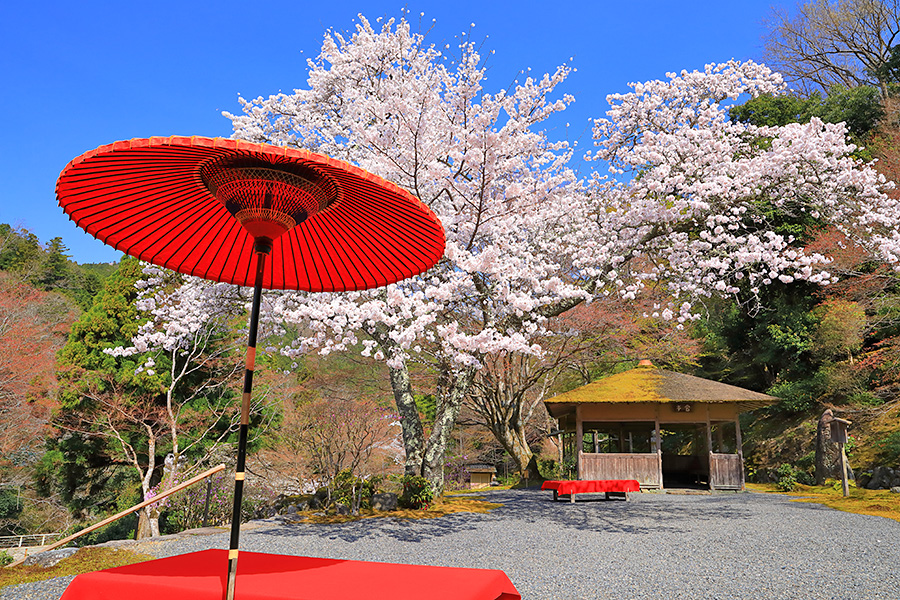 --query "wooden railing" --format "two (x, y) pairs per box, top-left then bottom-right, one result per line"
(5, 464), (226, 569)
(580, 452), (661, 487)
